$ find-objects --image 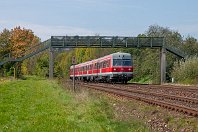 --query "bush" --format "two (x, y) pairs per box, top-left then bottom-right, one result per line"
(172, 56), (198, 84)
